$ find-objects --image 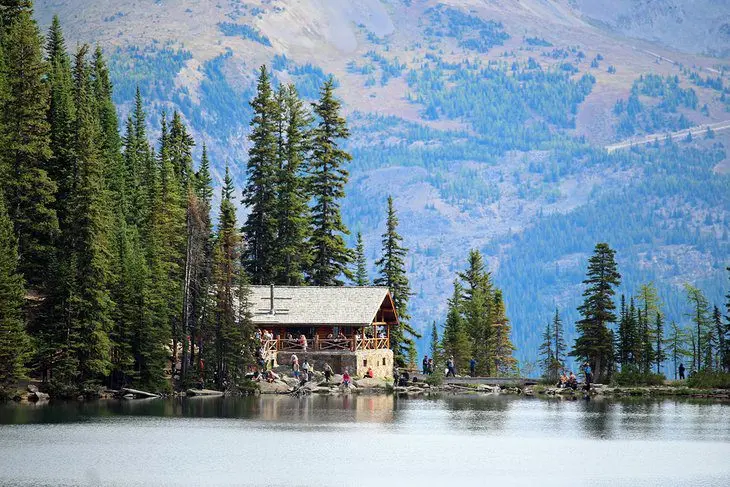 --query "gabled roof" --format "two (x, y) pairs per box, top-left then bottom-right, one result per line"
(248, 285), (396, 327)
